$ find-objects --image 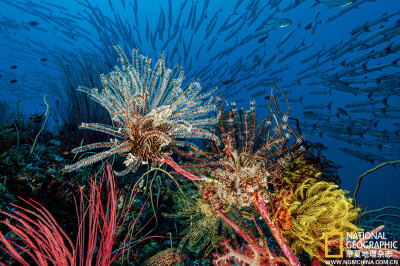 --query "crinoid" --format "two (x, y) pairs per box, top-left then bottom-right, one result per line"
(63, 45), (219, 175)
(163, 184), (246, 257)
(283, 178), (361, 260)
(182, 87), (305, 209)
(177, 84), (305, 265)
